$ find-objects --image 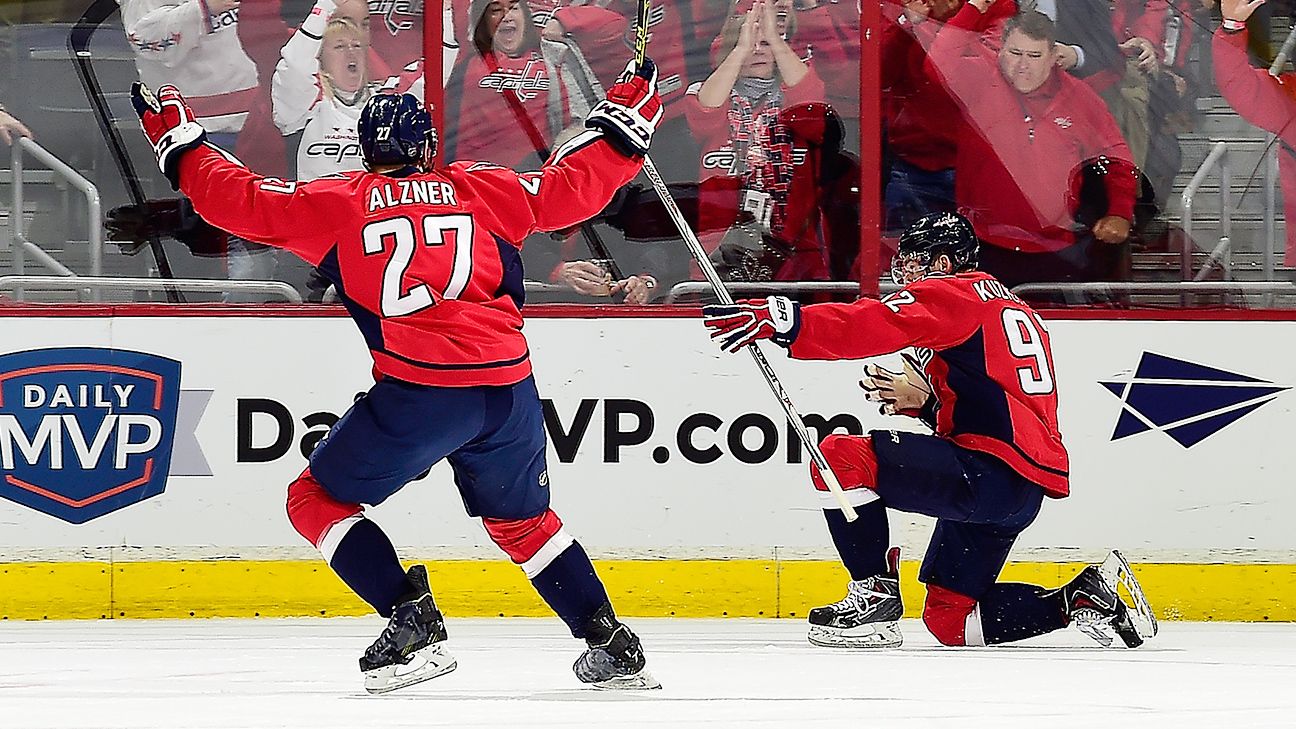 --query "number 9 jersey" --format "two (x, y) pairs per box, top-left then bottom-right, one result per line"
(787, 272), (1069, 497)
(173, 131), (643, 388)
